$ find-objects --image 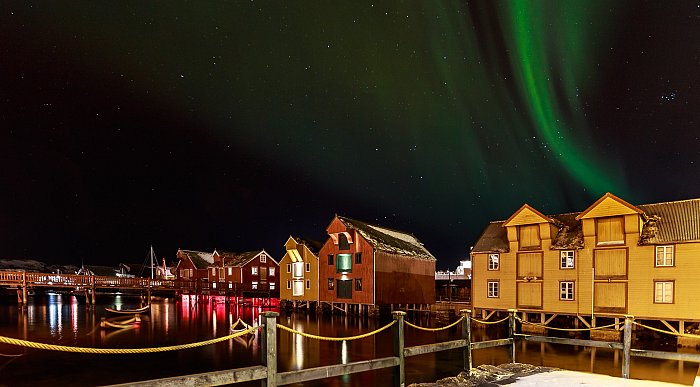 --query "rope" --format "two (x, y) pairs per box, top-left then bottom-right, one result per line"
(515, 316), (620, 332)
(278, 320), (396, 341)
(633, 321), (700, 339)
(405, 316), (464, 332)
(471, 316), (510, 325)
(0, 326), (256, 354)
